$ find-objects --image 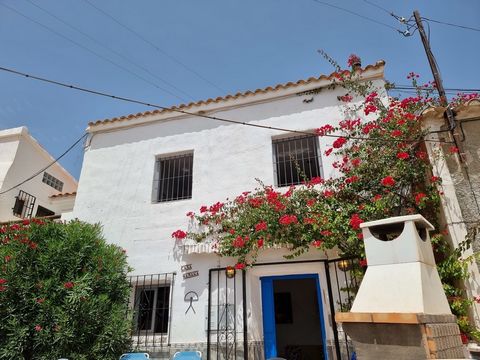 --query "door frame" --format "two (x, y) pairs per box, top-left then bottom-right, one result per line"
(260, 273), (328, 359)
